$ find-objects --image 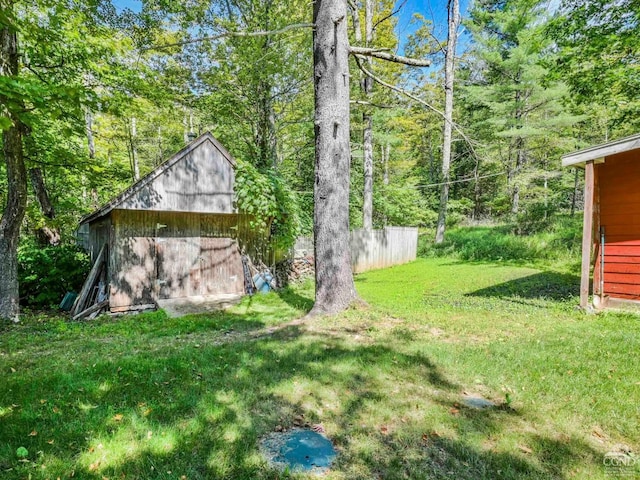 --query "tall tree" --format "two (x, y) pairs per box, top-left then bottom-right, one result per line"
(549, 0), (640, 137)
(310, 0), (357, 315)
(0, 0), (27, 322)
(434, 0), (460, 243)
(361, 0), (374, 230)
